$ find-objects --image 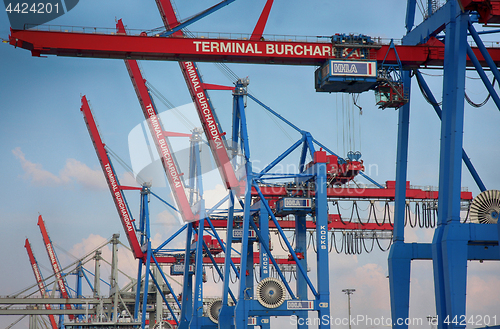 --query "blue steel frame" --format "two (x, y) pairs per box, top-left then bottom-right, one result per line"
(133, 128), (242, 329)
(227, 80), (331, 329)
(389, 2), (500, 329)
